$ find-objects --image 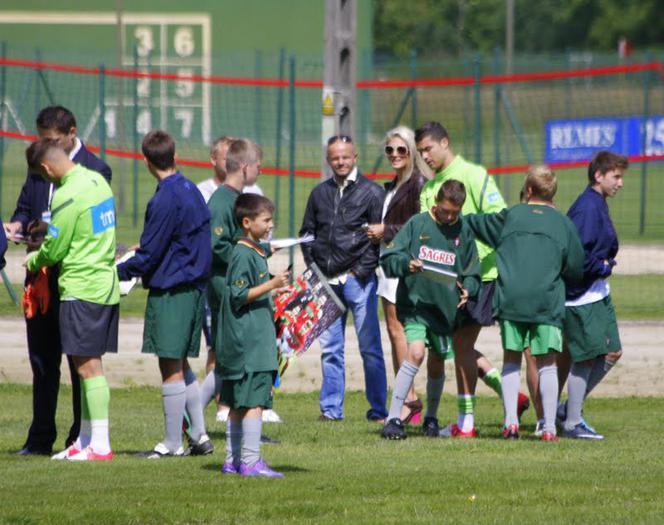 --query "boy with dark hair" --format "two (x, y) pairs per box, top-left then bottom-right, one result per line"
(466, 165), (584, 441)
(25, 138), (119, 461)
(219, 193), (289, 476)
(117, 129), (213, 458)
(561, 151), (628, 440)
(7, 105), (112, 456)
(380, 180), (481, 440)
